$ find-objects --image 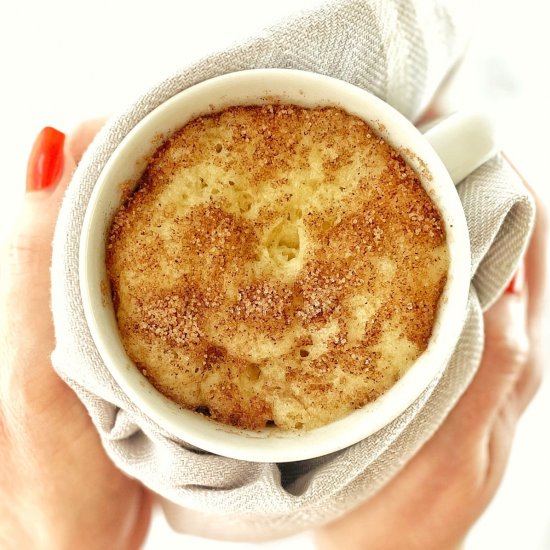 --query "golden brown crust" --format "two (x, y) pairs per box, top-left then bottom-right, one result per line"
(106, 105), (449, 431)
